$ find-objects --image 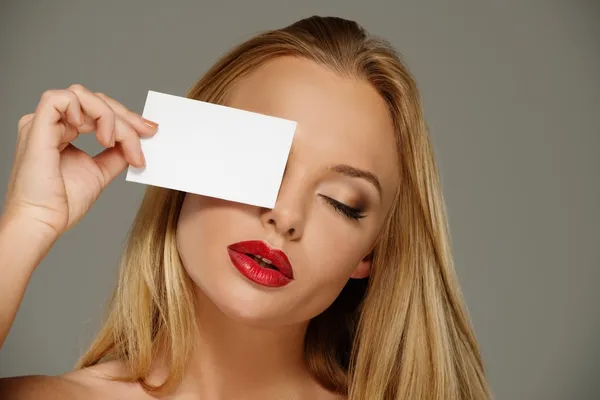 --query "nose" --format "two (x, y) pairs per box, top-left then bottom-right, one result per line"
(261, 209), (303, 241)
(260, 180), (306, 242)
